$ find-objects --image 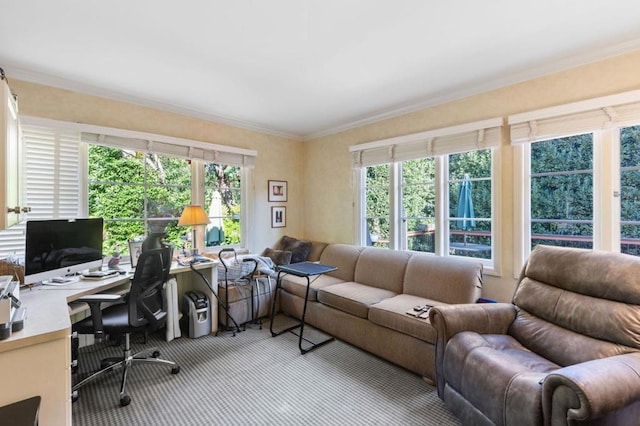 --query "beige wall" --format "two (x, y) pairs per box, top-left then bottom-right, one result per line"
(11, 79), (304, 254)
(303, 50), (640, 302)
